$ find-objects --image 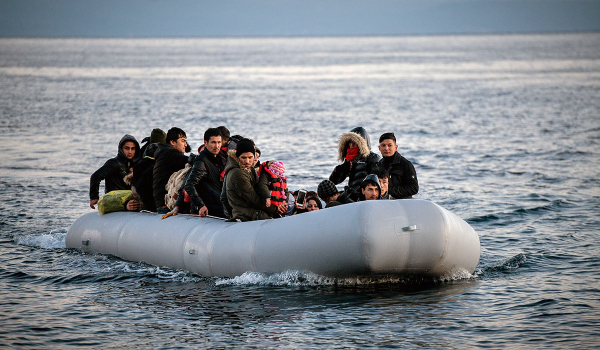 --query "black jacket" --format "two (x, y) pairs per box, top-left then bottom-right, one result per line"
(378, 152), (418, 199)
(329, 128), (381, 198)
(152, 143), (188, 208)
(131, 143), (158, 211)
(89, 134), (140, 201)
(183, 148), (226, 217)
